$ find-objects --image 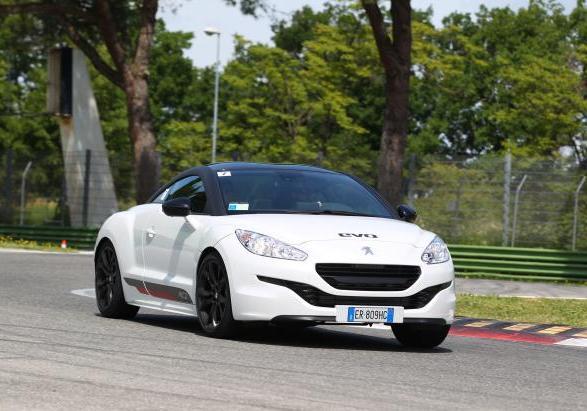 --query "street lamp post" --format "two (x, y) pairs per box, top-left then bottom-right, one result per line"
(204, 27), (221, 163)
